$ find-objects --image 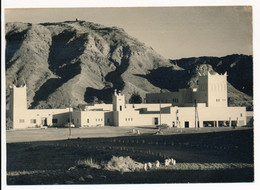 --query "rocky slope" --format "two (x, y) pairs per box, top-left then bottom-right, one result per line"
(5, 21), (253, 110)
